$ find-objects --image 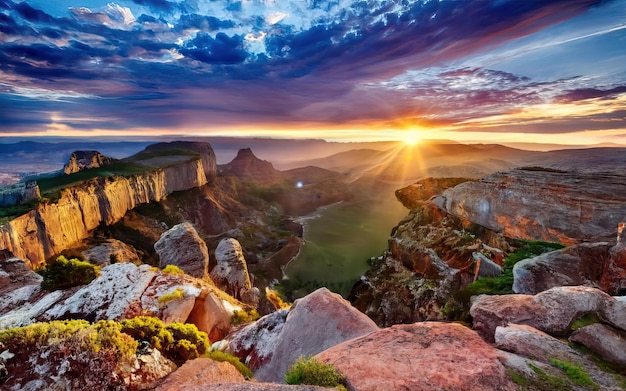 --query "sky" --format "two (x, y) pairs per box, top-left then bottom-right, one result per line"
(1, 0), (625, 145)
